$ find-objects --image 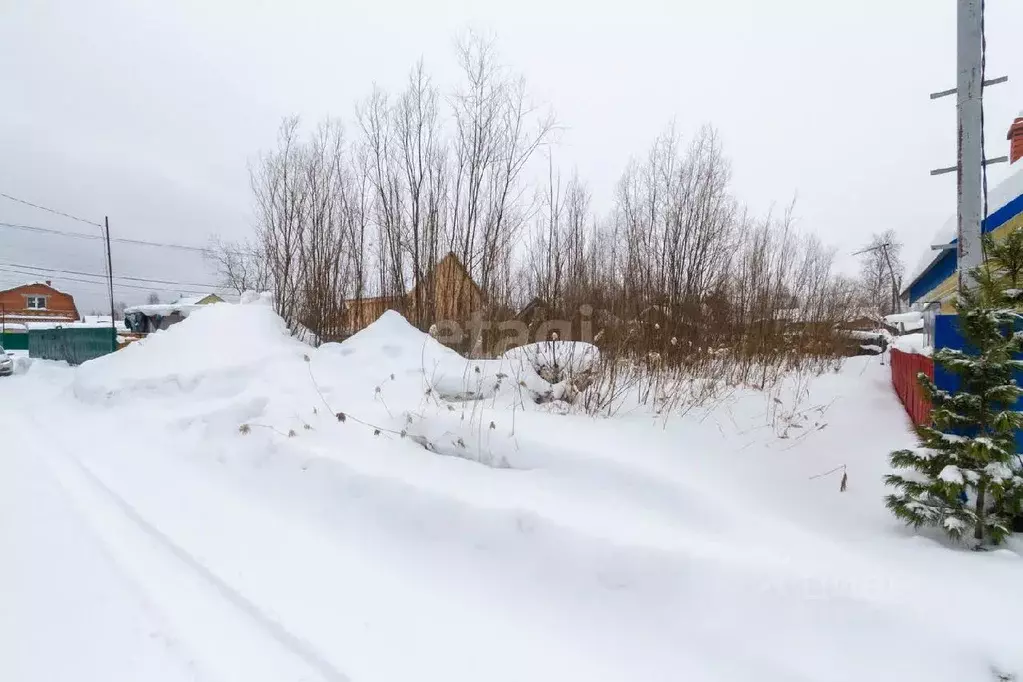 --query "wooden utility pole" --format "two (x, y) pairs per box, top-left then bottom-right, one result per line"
(852, 241), (901, 314)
